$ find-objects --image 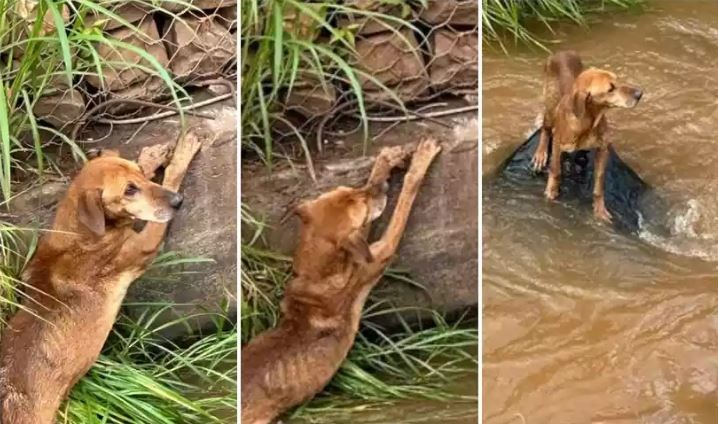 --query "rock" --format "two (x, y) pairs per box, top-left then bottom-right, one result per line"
(216, 5), (237, 31)
(33, 89), (86, 129)
(10, 1), (70, 58)
(104, 76), (169, 113)
(164, 14), (235, 82)
(122, 105), (237, 337)
(283, 3), (324, 40)
(419, 0), (478, 27)
(354, 28), (429, 102)
(338, 0), (409, 36)
(85, 16), (169, 91)
(7, 181), (66, 215)
(85, 2), (150, 31)
(499, 129), (649, 233)
(282, 72), (337, 118)
(161, 0), (236, 13)
(241, 112), (478, 322)
(13, 60), (71, 91)
(429, 29), (478, 92)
